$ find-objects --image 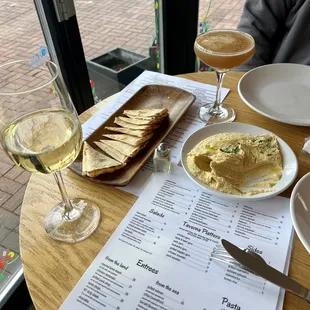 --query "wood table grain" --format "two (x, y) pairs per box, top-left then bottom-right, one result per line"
(20, 72), (310, 310)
